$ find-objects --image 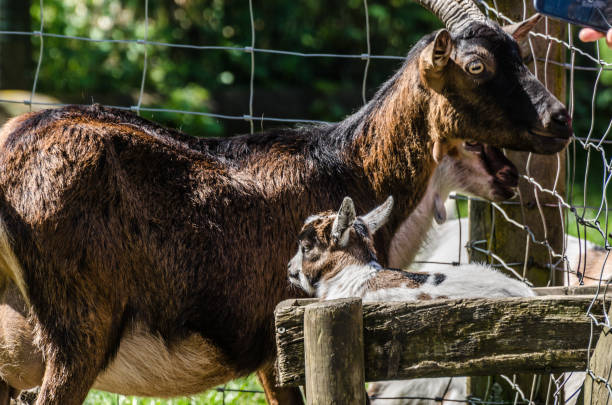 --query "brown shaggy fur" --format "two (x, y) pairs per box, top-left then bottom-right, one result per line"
(0, 17), (571, 405)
